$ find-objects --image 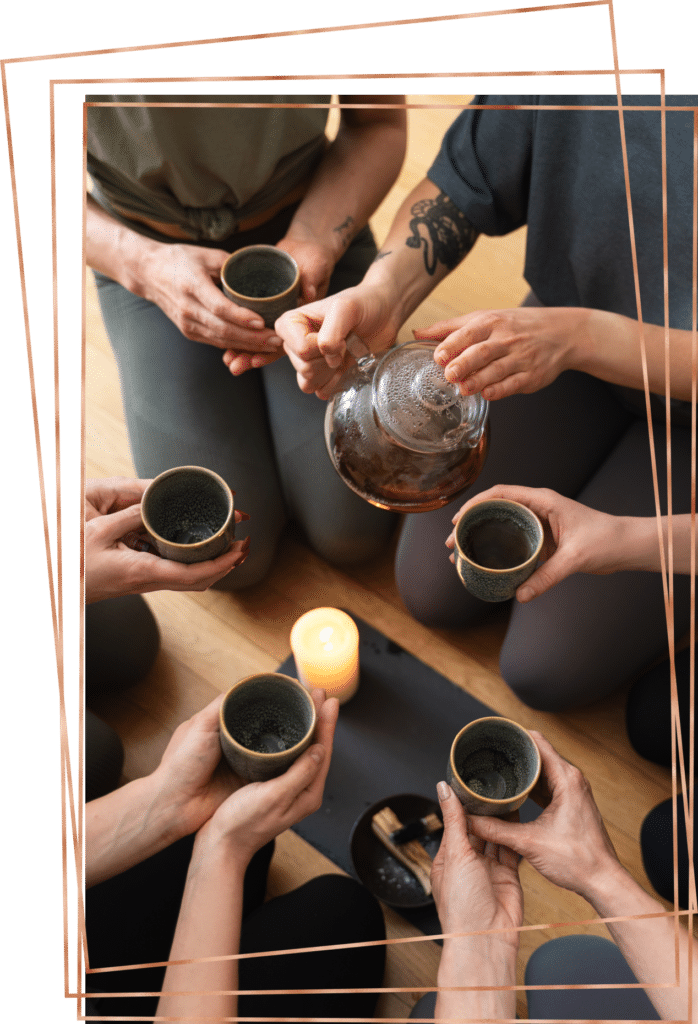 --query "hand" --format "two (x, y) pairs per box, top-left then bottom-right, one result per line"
(431, 781), (523, 948)
(275, 283), (399, 398)
(85, 476), (250, 603)
(276, 235), (336, 304)
(467, 731), (621, 899)
(445, 485), (628, 603)
(419, 306), (593, 401)
(138, 240), (284, 357)
(150, 694), (243, 840)
(198, 690), (339, 865)
(220, 235), (338, 377)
